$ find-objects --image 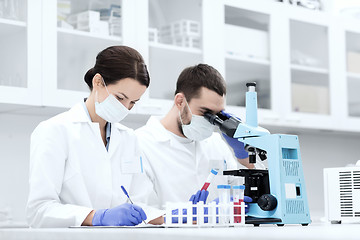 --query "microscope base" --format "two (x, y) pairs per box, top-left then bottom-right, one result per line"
(245, 216), (282, 225)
